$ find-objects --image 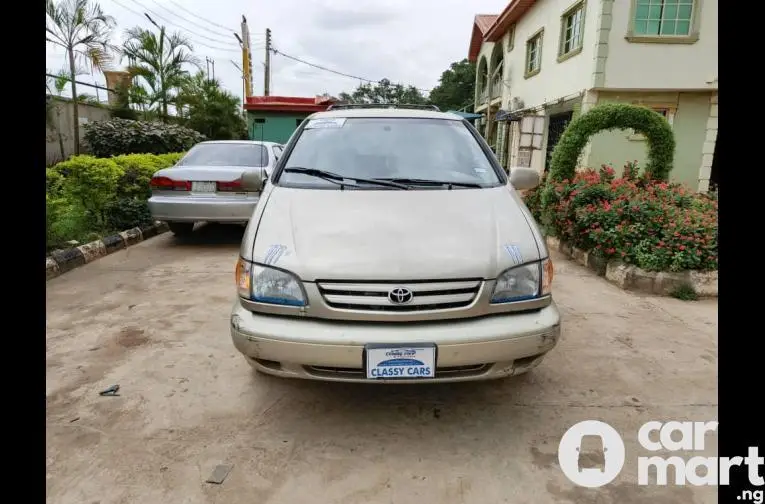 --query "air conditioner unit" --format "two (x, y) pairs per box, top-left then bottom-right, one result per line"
(512, 97), (525, 111)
